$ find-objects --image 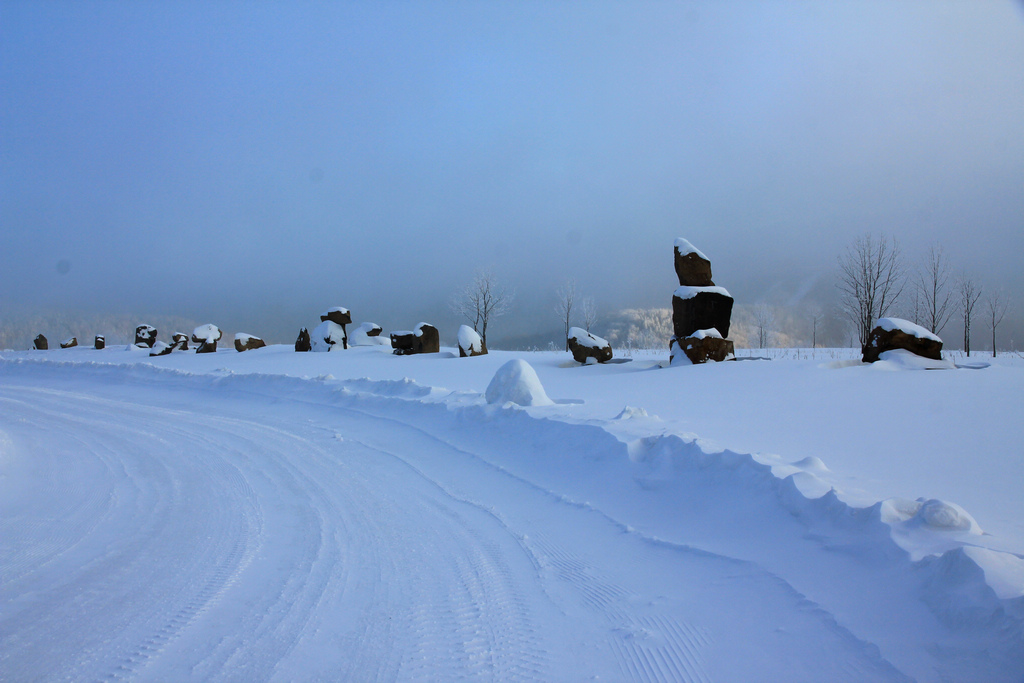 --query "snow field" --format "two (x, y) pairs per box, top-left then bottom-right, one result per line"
(1, 346), (1022, 681)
